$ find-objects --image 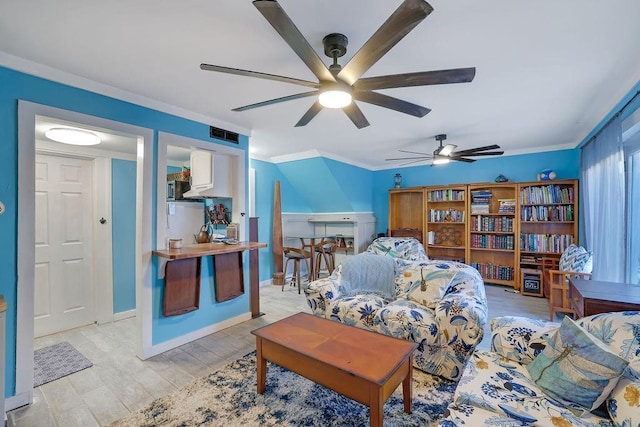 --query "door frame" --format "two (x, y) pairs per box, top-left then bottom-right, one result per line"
(13, 101), (154, 411)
